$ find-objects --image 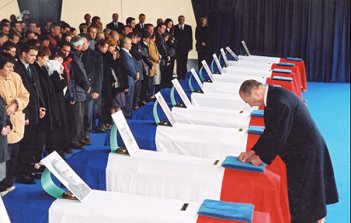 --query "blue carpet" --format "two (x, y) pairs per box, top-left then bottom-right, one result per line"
(303, 82), (350, 222)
